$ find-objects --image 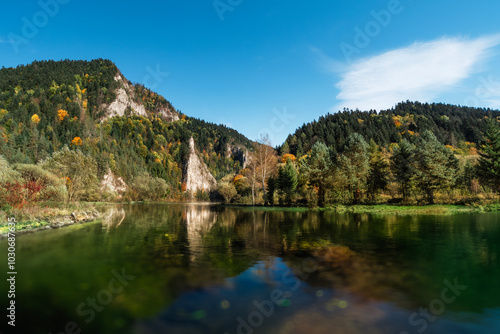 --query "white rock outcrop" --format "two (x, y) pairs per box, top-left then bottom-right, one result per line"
(101, 169), (128, 198)
(184, 137), (217, 195)
(102, 73), (179, 122)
